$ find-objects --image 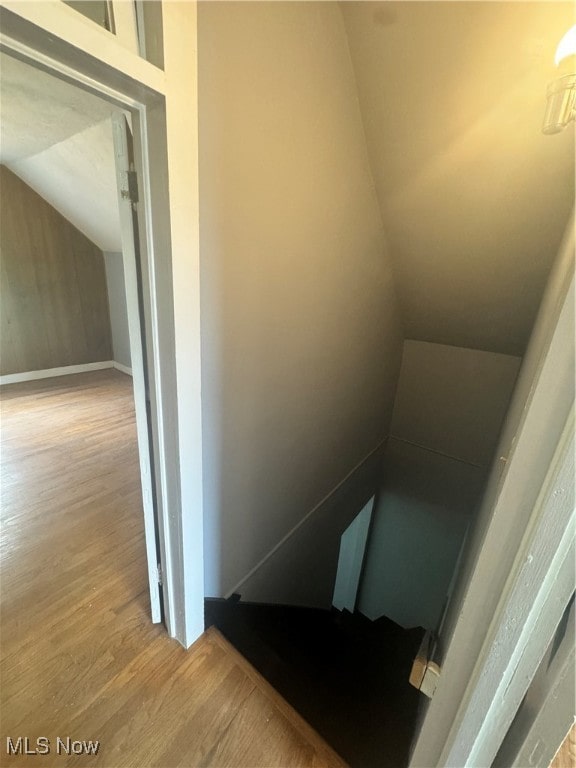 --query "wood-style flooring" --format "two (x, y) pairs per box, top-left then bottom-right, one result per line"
(551, 724), (576, 768)
(0, 370), (345, 768)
